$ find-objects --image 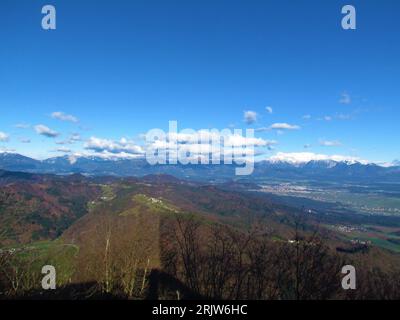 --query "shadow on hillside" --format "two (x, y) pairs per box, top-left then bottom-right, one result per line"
(1, 270), (202, 300)
(147, 269), (203, 300)
(1, 282), (121, 300)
